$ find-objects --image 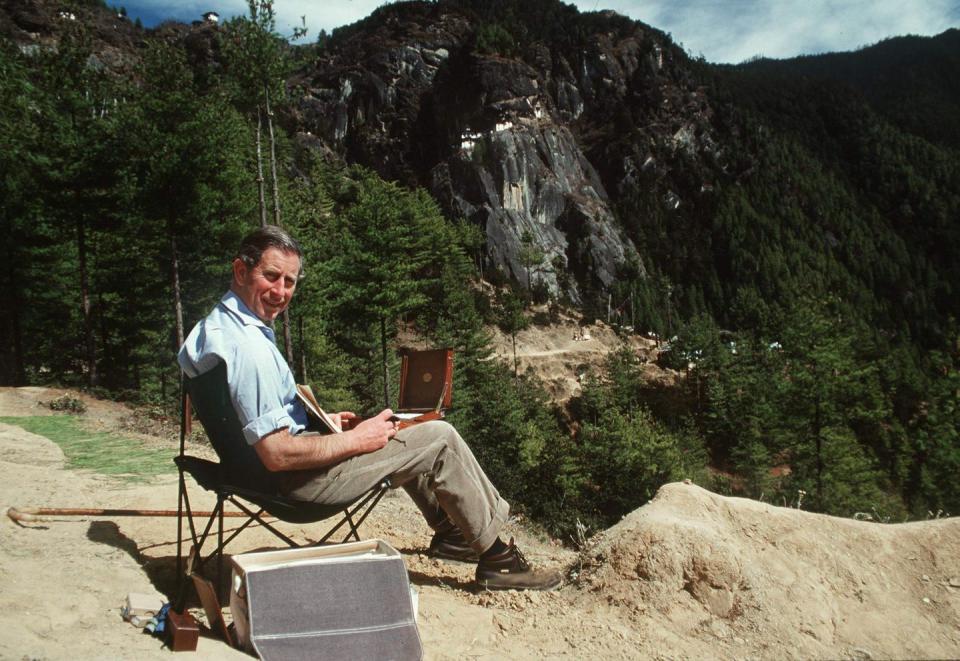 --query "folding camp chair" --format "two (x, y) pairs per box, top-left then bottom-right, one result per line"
(175, 362), (390, 594)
